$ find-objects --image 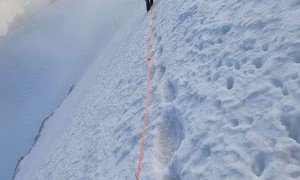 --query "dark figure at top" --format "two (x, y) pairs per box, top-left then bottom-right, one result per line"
(145, 0), (153, 12)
